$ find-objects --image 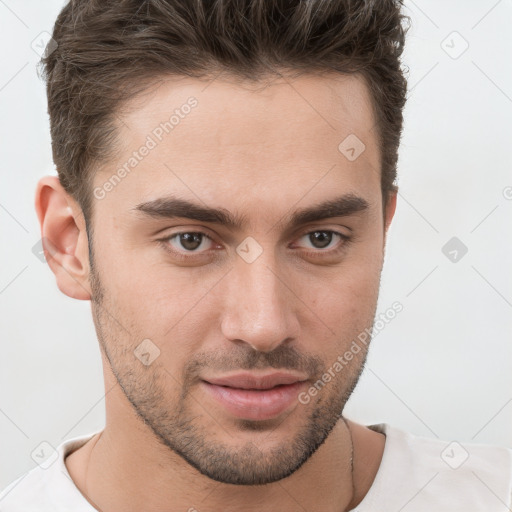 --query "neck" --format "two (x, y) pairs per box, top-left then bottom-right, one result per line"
(67, 417), (361, 512)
